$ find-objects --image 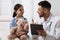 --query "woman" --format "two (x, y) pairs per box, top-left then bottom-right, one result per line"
(8, 4), (29, 40)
